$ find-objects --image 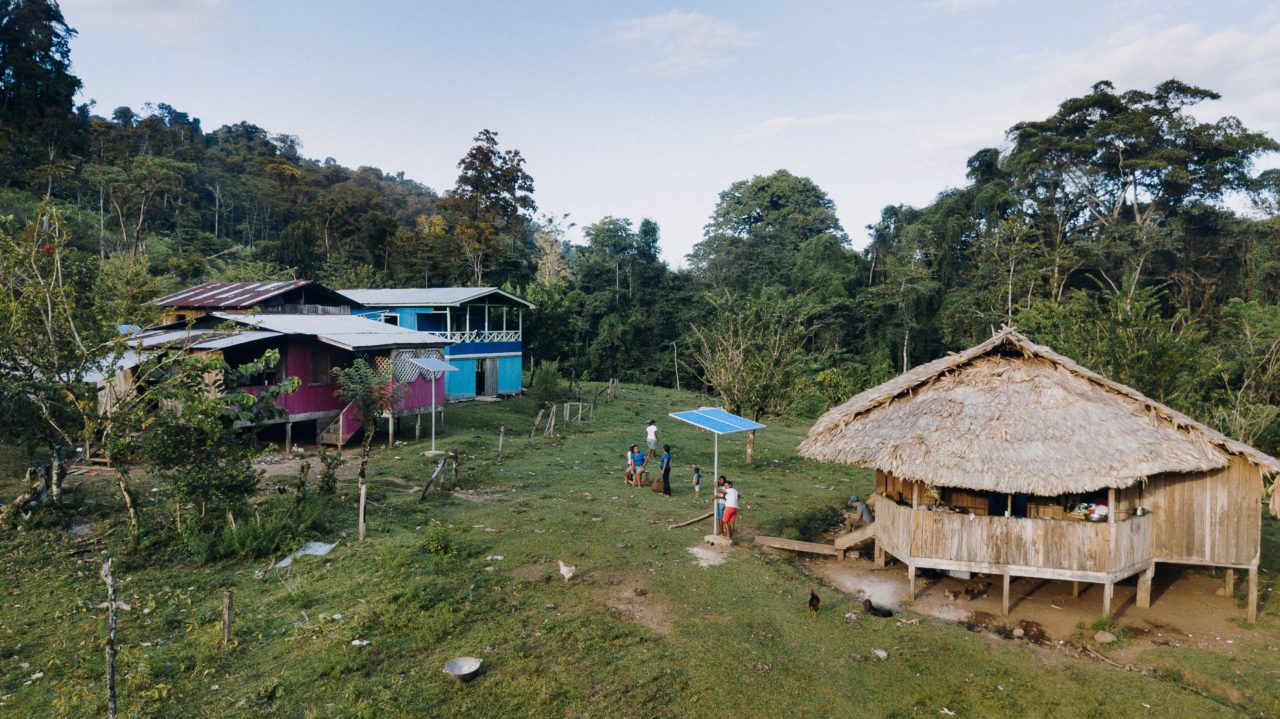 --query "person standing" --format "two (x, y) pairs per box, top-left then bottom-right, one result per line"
(721, 479), (740, 541)
(692, 465), (702, 498)
(713, 476), (727, 534)
(659, 445), (672, 496)
(645, 419), (659, 452)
